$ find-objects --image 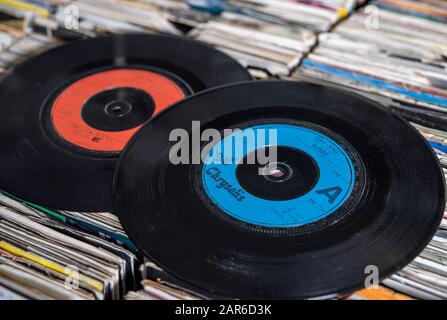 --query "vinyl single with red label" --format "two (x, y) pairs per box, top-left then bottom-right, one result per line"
(0, 34), (251, 212)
